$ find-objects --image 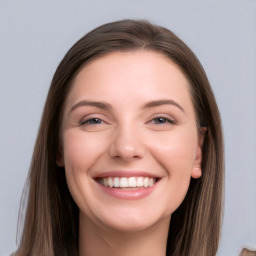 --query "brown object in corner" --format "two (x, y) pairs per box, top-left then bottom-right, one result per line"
(240, 248), (256, 256)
